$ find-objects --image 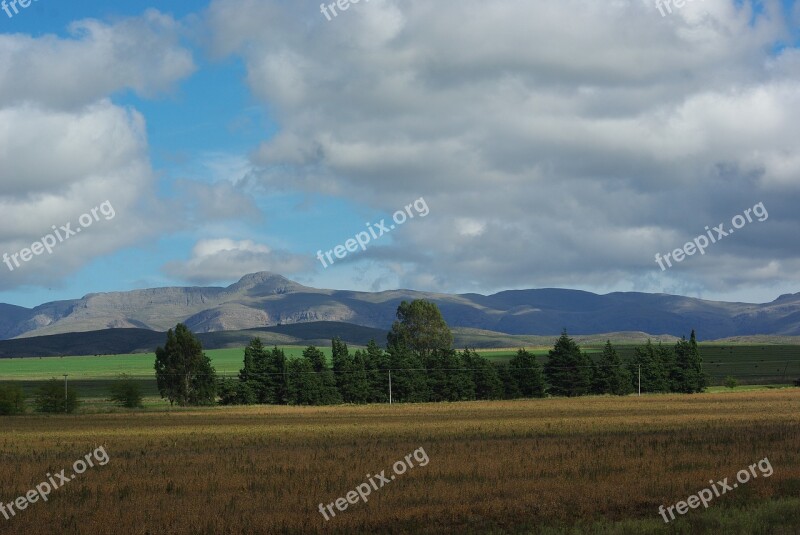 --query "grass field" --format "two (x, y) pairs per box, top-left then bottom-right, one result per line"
(1, 344), (798, 407)
(0, 390), (798, 534)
